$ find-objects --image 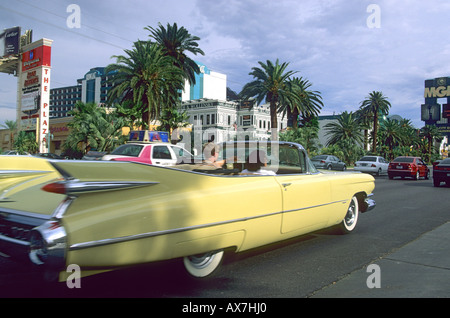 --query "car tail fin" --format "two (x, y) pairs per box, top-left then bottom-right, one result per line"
(0, 156), (60, 201)
(42, 160), (159, 195)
